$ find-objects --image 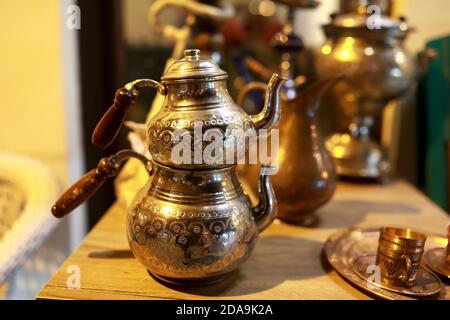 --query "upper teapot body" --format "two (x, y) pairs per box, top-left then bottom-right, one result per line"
(147, 50), (256, 169)
(91, 50), (284, 169)
(105, 49), (285, 170)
